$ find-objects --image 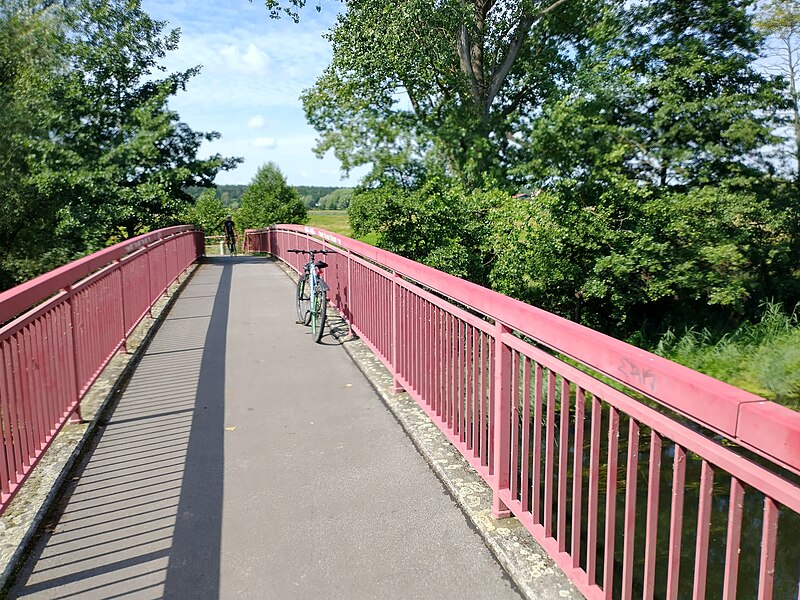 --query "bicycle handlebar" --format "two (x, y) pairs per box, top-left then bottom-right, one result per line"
(287, 249), (333, 255)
